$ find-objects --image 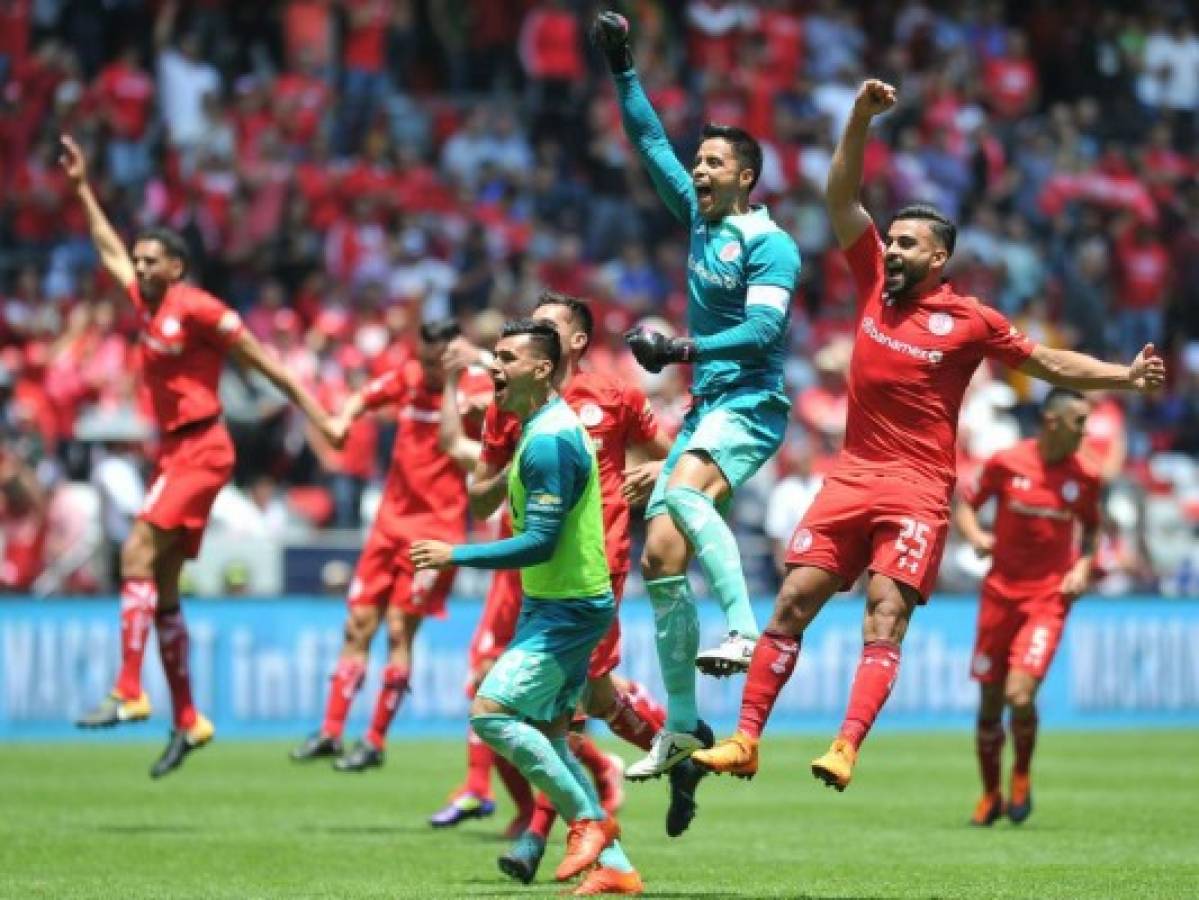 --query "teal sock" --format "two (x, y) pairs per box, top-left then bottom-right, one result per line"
(645, 575), (699, 732)
(664, 486), (759, 639)
(551, 737), (633, 874)
(471, 715), (589, 821)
